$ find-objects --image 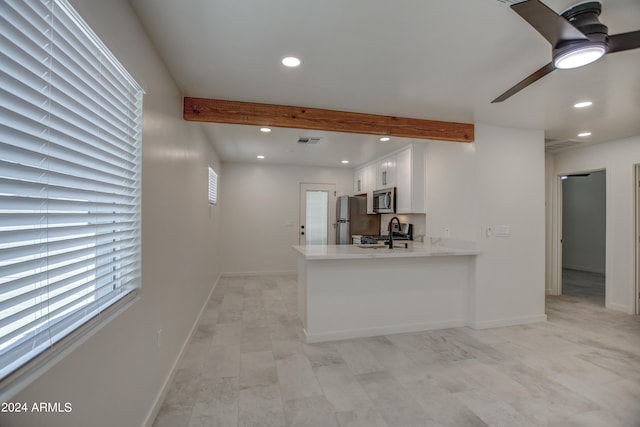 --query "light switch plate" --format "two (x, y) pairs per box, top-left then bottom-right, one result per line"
(495, 225), (510, 237)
